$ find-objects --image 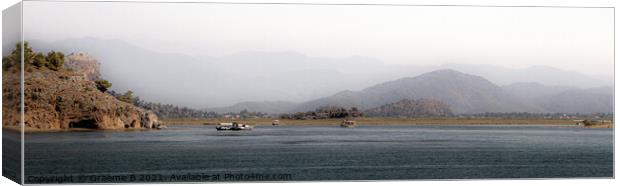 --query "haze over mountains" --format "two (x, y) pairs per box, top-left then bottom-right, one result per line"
(29, 38), (613, 114)
(298, 70), (613, 114)
(531, 86), (613, 114)
(439, 64), (612, 88)
(296, 69), (546, 114)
